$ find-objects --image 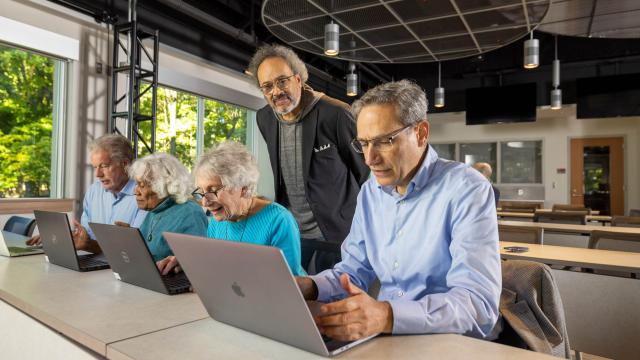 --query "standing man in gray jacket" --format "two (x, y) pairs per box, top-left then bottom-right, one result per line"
(247, 44), (369, 273)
